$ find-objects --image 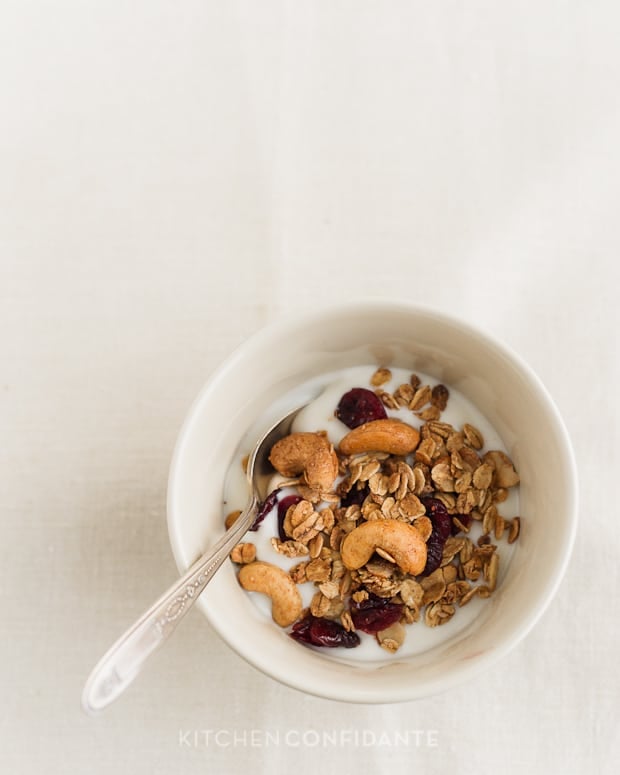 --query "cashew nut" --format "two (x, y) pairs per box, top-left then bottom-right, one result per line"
(269, 432), (338, 491)
(225, 509), (242, 530)
(230, 542), (256, 564)
(412, 515), (433, 542)
(340, 519), (427, 576)
(238, 561), (303, 627)
(338, 418), (420, 456)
